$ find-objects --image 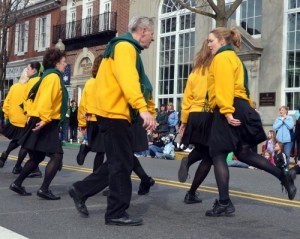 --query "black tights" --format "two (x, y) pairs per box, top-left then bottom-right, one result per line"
(187, 144), (210, 168)
(14, 147), (29, 168)
(133, 155), (149, 182)
(190, 156), (212, 194)
(5, 140), (19, 155)
(14, 151), (63, 191)
(213, 145), (284, 201)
